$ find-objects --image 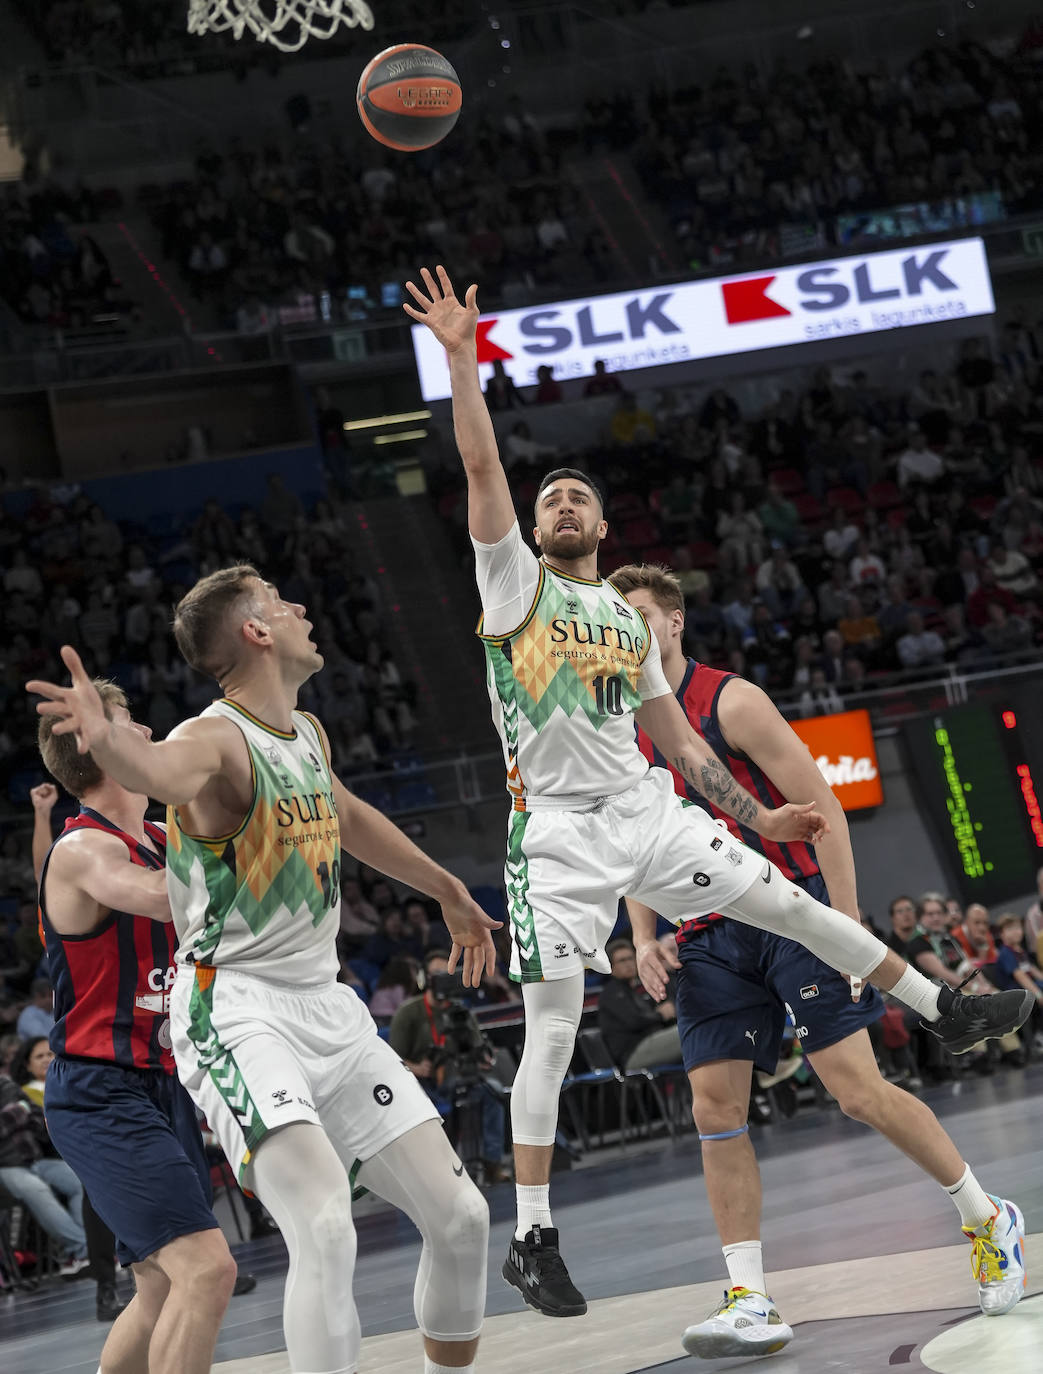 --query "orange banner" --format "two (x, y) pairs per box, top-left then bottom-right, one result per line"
(790, 709), (884, 812)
